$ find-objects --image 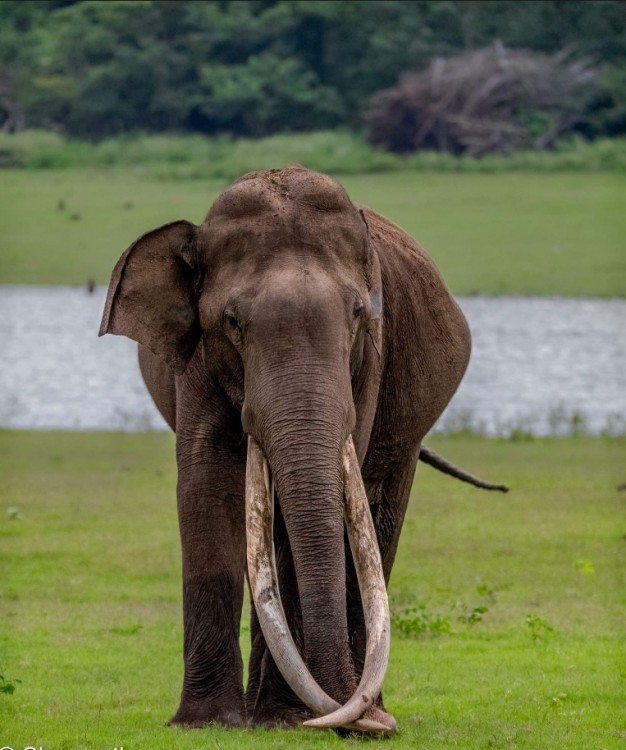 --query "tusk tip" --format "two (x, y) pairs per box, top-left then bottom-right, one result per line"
(303, 714), (397, 736)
